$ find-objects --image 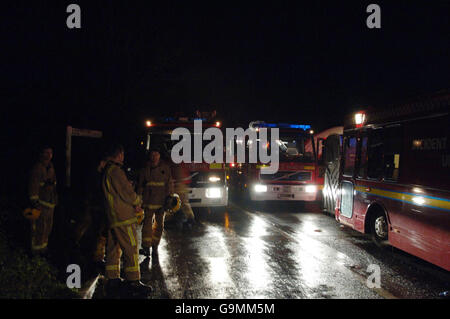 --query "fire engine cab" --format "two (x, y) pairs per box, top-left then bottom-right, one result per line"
(241, 121), (321, 202)
(144, 113), (228, 208)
